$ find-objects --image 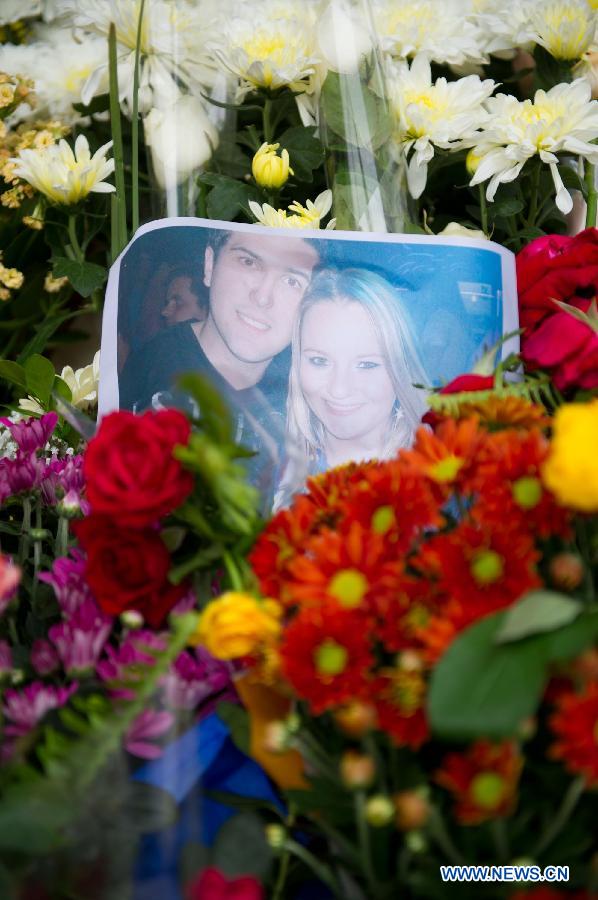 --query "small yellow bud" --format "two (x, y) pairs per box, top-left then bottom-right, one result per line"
(120, 610), (145, 629)
(393, 789), (430, 831)
(263, 720), (291, 754)
(44, 273), (69, 293)
(252, 142), (293, 190)
(0, 265), (24, 290)
(365, 795), (395, 828)
(265, 824), (287, 849)
(333, 700), (378, 738)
